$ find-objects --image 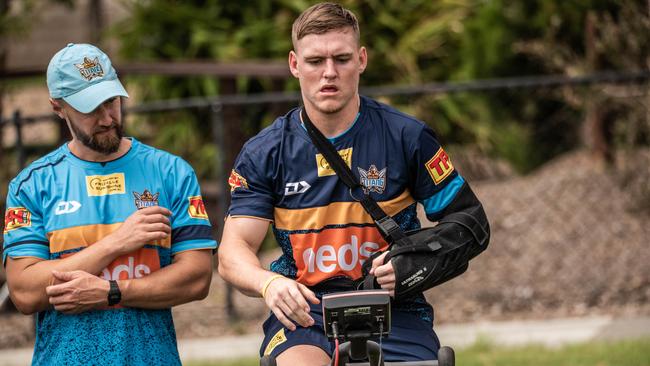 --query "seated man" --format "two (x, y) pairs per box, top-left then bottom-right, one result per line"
(218, 2), (489, 365)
